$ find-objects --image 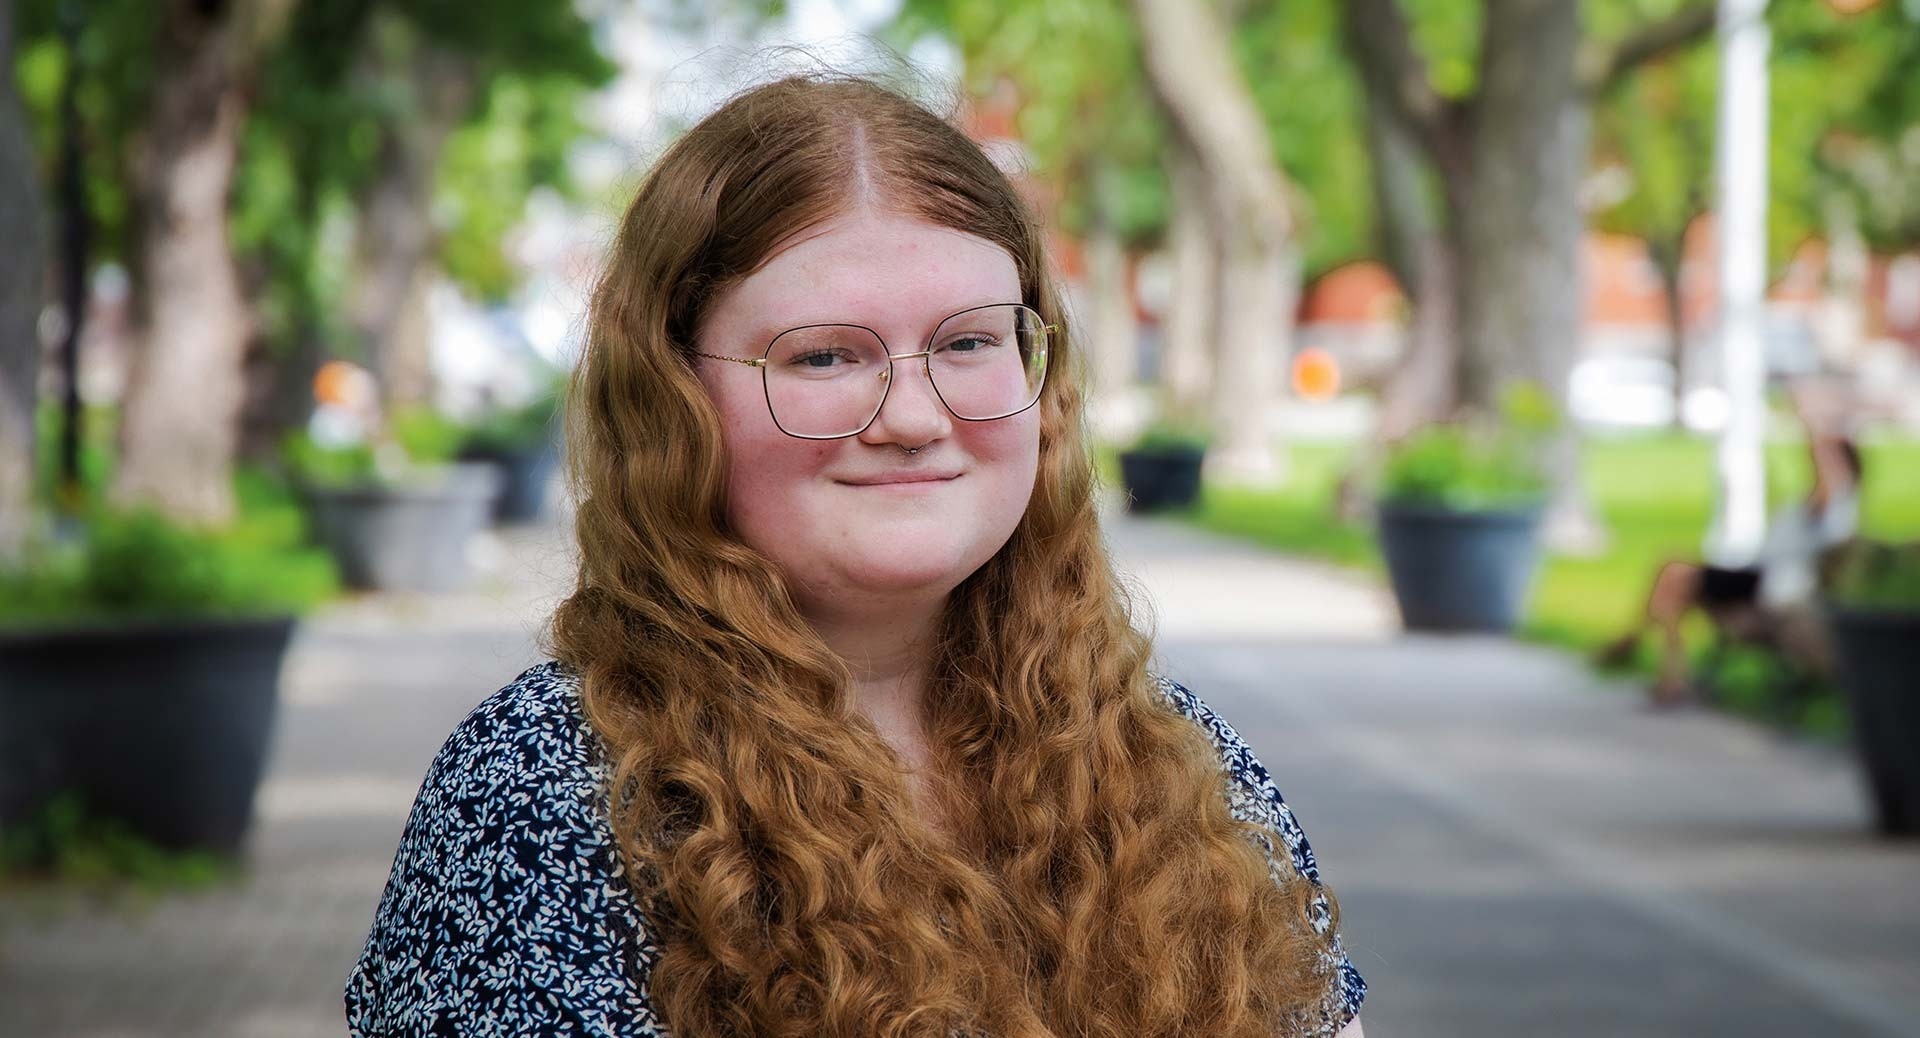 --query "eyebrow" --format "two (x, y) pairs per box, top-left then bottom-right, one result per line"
(745, 300), (1025, 347)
